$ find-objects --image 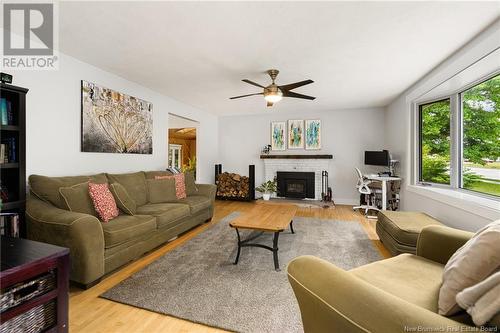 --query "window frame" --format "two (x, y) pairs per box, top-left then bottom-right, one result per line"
(414, 70), (500, 200)
(417, 97), (452, 187)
